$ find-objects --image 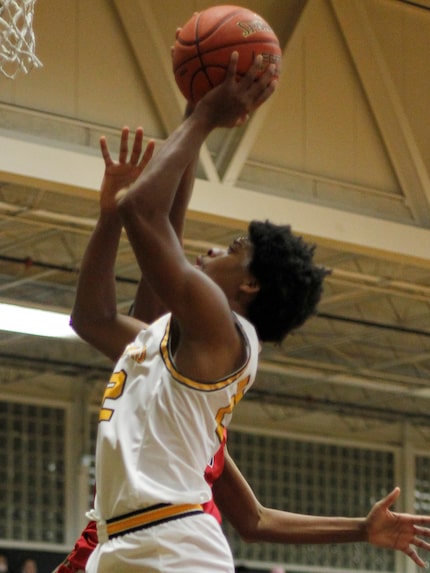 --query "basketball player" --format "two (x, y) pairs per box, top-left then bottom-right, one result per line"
(70, 54), (324, 572)
(63, 55), (430, 572)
